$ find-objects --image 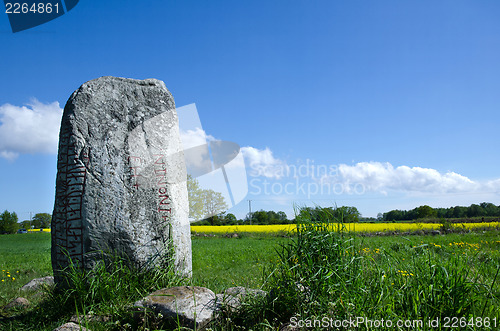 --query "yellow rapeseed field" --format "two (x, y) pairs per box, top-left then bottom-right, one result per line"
(21, 223), (500, 234)
(191, 222), (500, 234)
(192, 224), (295, 234)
